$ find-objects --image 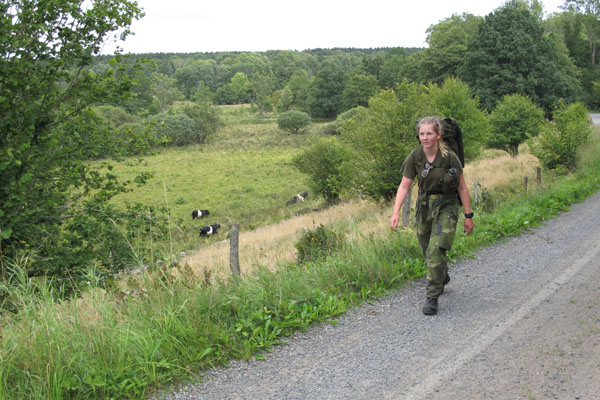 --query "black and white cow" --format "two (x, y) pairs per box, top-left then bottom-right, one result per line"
(192, 209), (210, 219)
(199, 223), (221, 236)
(285, 191), (309, 206)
